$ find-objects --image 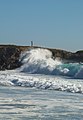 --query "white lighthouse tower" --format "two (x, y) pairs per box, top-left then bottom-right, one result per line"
(31, 41), (33, 46)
